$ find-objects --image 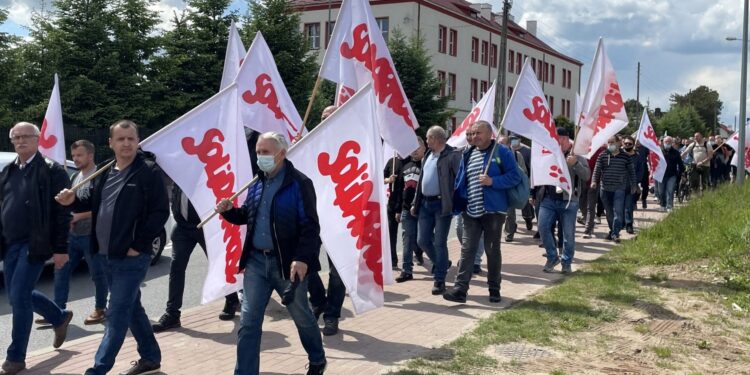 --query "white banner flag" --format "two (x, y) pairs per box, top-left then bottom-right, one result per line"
(573, 38), (628, 158)
(140, 84), (252, 303)
(288, 83), (391, 314)
(503, 59), (572, 195)
(530, 141), (570, 190)
(447, 80), (498, 148)
(635, 110), (667, 182)
(40, 74), (66, 165)
(727, 123), (750, 172)
(320, 0), (419, 157)
(220, 21), (246, 90)
(235, 32), (306, 143)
